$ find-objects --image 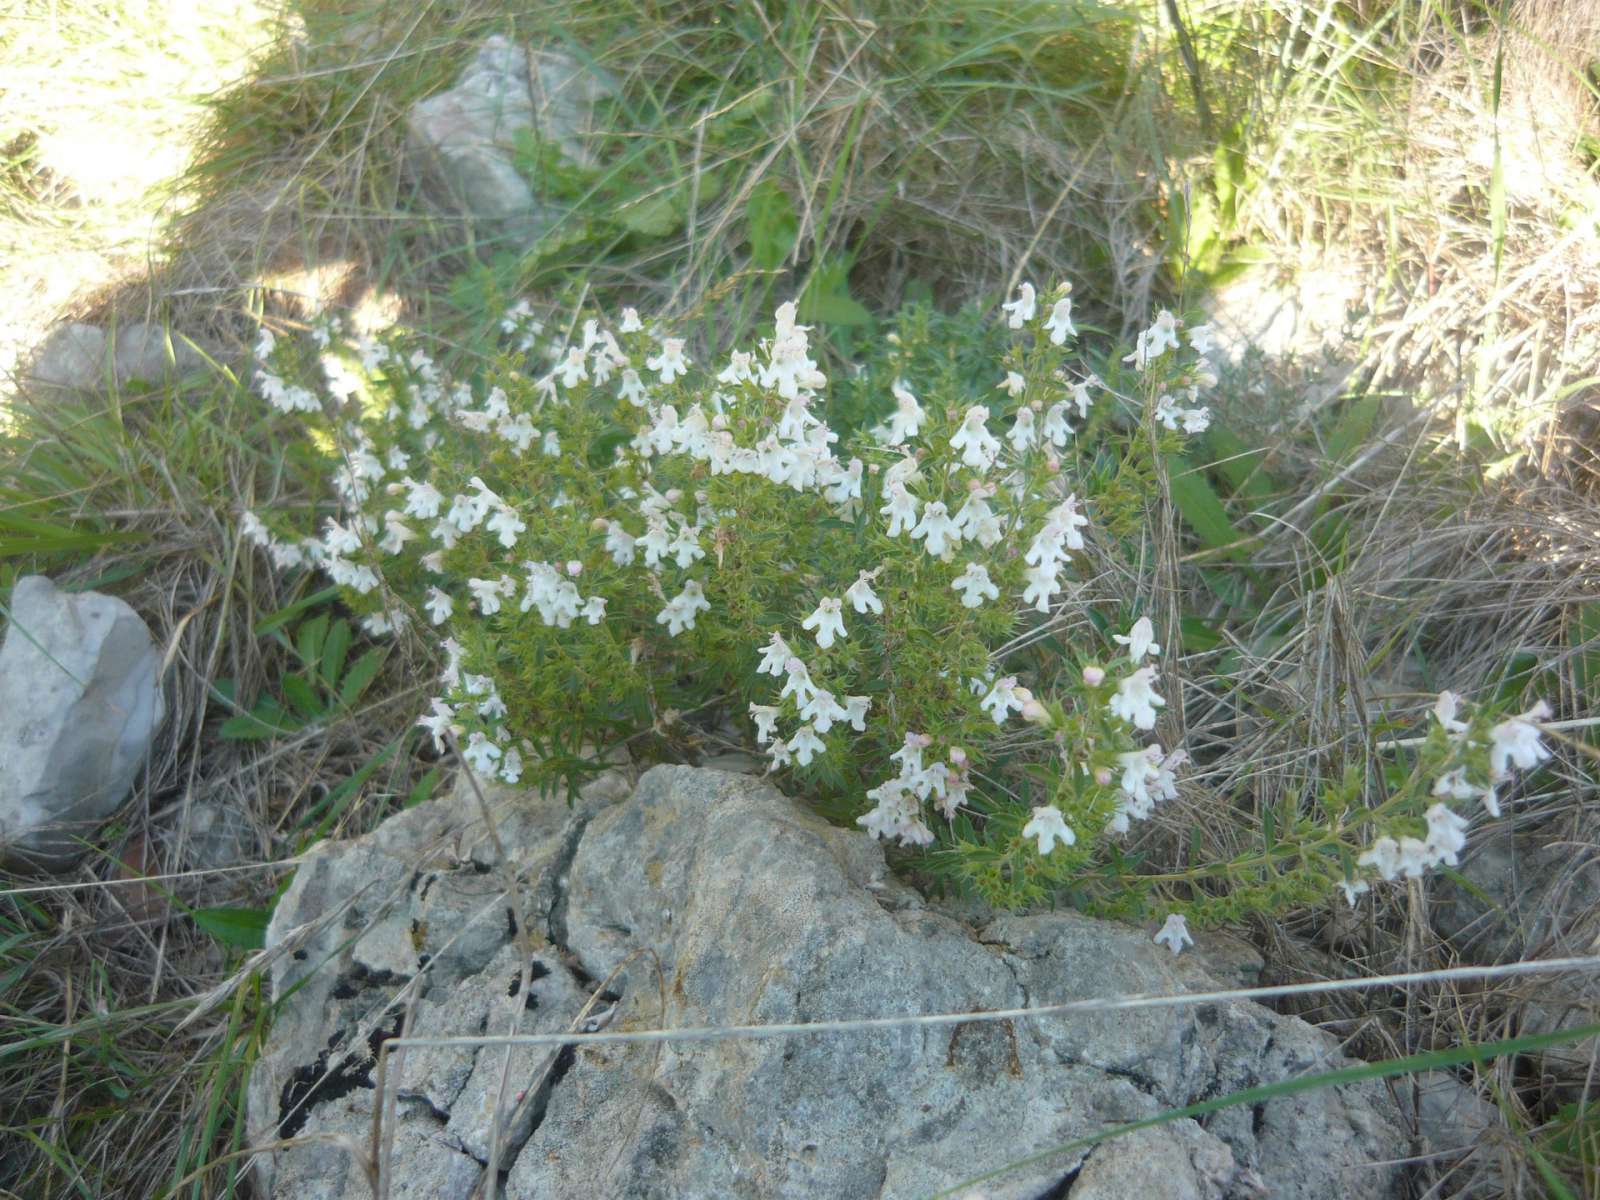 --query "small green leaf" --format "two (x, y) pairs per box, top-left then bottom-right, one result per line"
(255, 587), (339, 638)
(1570, 602), (1600, 698)
(220, 697), (301, 740)
(616, 188), (682, 237)
(406, 766), (443, 810)
(191, 907), (270, 950)
(1327, 395), (1380, 464)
